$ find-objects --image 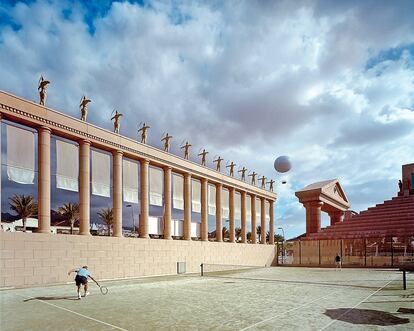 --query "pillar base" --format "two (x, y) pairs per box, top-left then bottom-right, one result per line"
(36, 230), (51, 234)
